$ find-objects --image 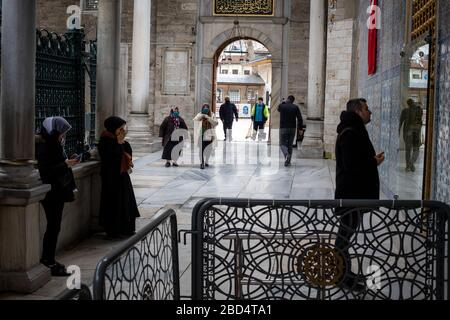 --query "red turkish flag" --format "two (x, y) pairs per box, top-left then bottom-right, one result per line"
(368, 0), (378, 75)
